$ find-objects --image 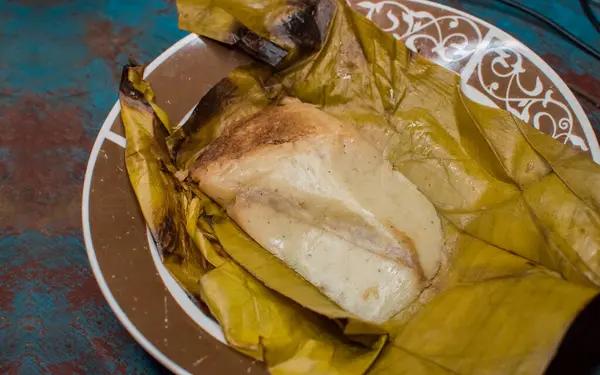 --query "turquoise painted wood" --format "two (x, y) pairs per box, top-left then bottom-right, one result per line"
(0, 0), (597, 373)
